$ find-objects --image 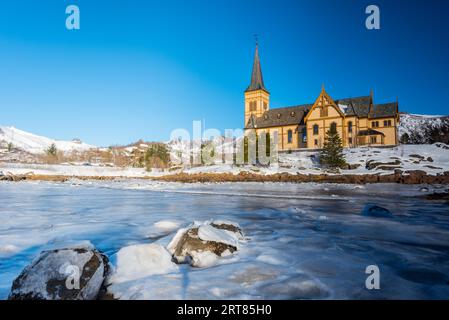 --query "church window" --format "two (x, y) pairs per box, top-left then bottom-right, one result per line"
(330, 122), (337, 134)
(263, 102), (268, 110)
(313, 124), (319, 135)
(384, 120), (392, 127)
(302, 127), (307, 143)
(371, 121), (379, 128)
(370, 136), (377, 144)
(290, 111), (296, 117)
(349, 137), (353, 144)
(249, 101), (257, 112)
(277, 113), (281, 119)
(348, 121), (353, 133)
(314, 139), (318, 146)
(287, 130), (293, 143)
